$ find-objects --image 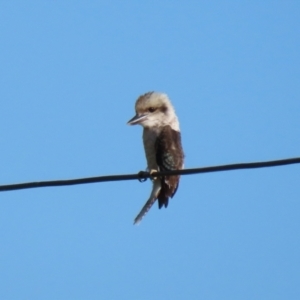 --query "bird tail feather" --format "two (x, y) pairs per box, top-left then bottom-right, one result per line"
(133, 180), (161, 225)
(133, 197), (157, 225)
